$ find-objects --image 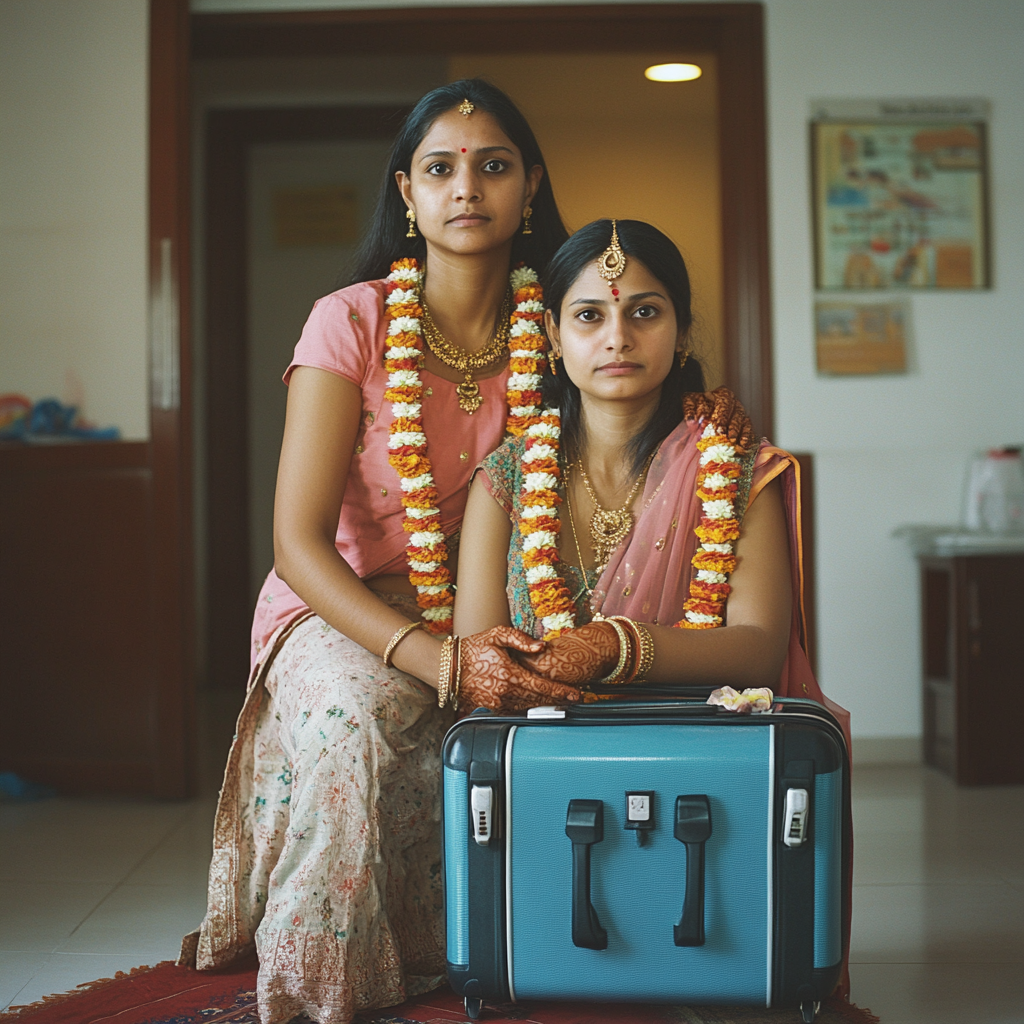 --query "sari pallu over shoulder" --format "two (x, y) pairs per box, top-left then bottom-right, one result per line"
(590, 420), (849, 749)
